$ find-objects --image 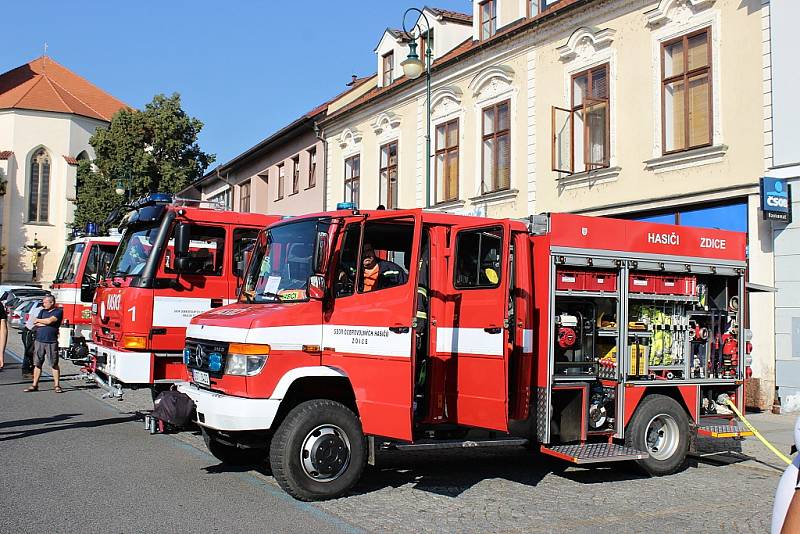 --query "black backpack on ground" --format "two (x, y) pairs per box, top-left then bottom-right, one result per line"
(151, 389), (195, 427)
